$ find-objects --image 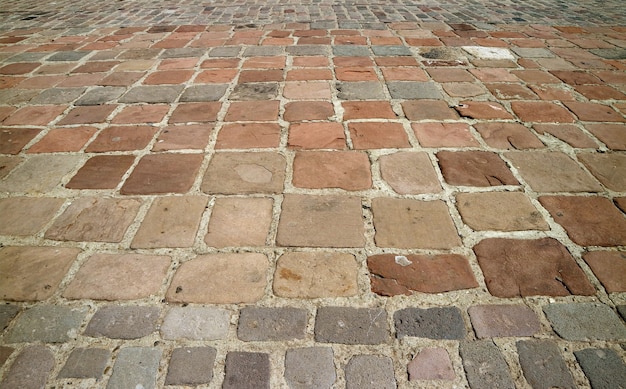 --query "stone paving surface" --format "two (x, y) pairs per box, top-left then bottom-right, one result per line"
(1, 0), (626, 388)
